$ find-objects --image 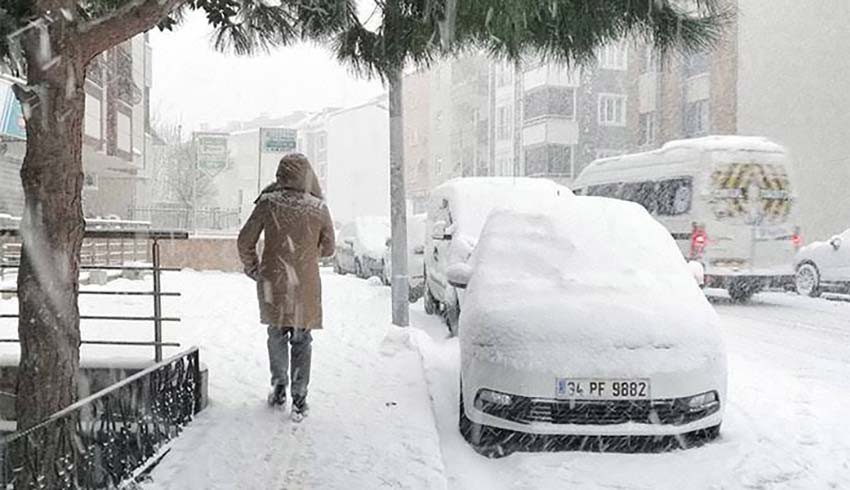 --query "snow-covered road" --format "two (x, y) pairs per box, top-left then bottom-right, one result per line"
(3, 270), (849, 488)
